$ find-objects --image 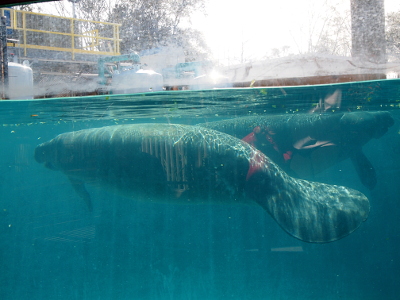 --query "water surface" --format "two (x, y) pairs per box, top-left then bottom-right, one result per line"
(1, 80), (400, 299)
